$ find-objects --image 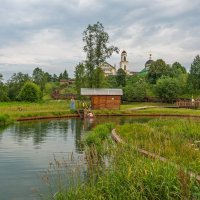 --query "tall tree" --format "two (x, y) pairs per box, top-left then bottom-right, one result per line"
(0, 74), (9, 101)
(32, 67), (47, 92)
(147, 59), (171, 84)
(188, 55), (200, 90)
(171, 62), (186, 76)
(62, 70), (68, 80)
(93, 67), (106, 88)
(74, 63), (87, 94)
(0, 73), (3, 82)
(83, 22), (119, 88)
(116, 68), (126, 87)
